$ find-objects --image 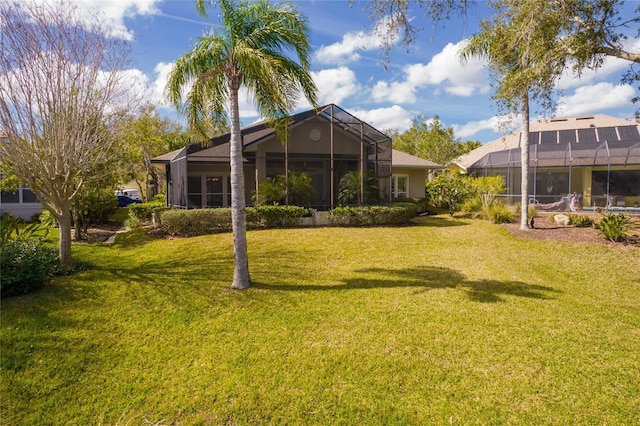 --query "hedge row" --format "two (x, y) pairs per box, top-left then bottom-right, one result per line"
(158, 205), (311, 237)
(329, 203), (417, 226)
(156, 203), (418, 237)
